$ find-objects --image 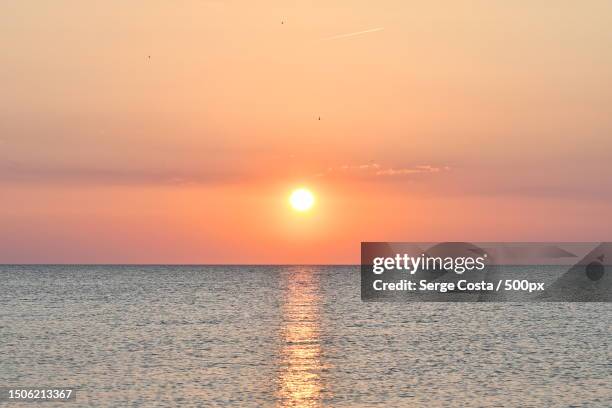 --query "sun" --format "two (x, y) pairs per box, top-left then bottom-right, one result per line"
(289, 188), (315, 212)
